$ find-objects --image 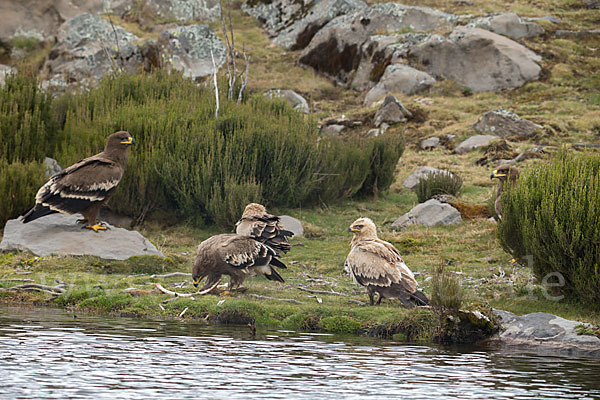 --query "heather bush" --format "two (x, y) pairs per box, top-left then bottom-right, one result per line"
(0, 159), (46, 226)
(414, 171), (463, 203)
(497, 152), (600, 308)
